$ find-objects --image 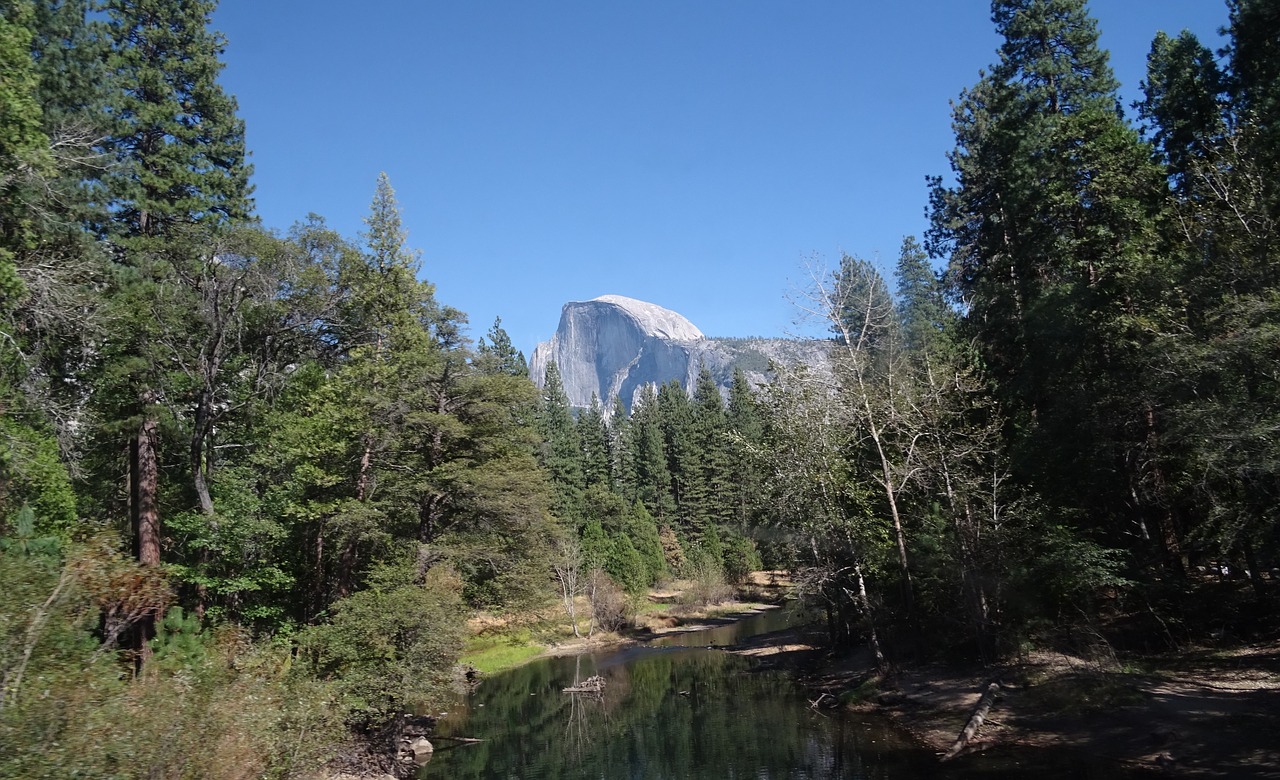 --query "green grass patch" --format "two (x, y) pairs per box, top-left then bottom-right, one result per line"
(634, 598), (673, 615)
(460, 629), (546, 674)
